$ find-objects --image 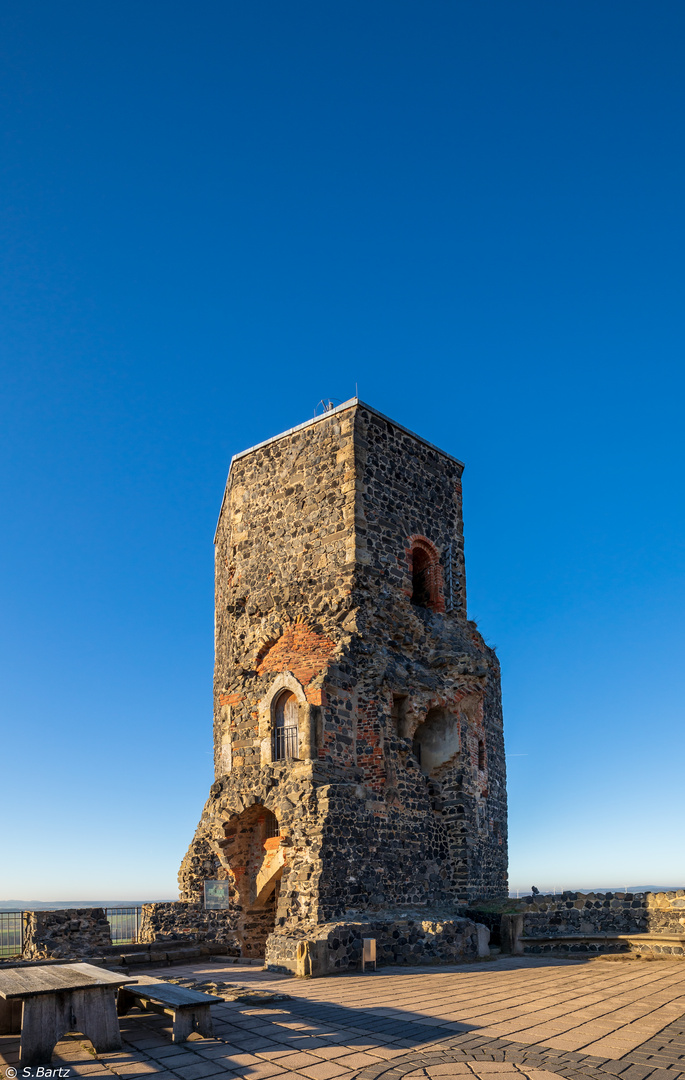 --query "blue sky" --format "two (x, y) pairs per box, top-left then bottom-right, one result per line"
(1, 1), (683, 899)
